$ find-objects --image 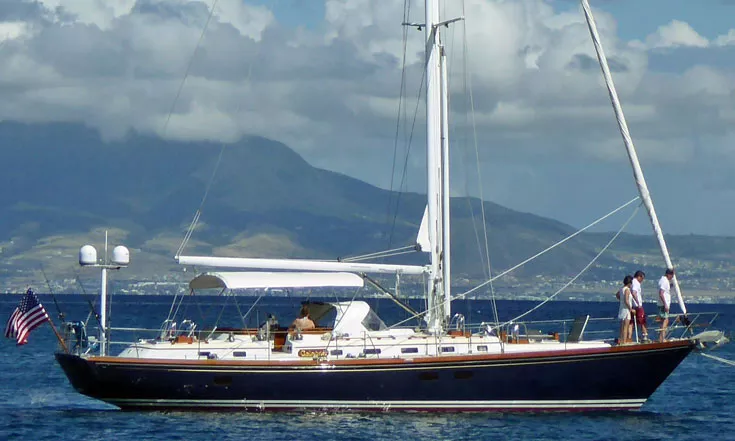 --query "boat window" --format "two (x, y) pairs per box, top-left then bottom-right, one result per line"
(419, 372), (439, 381)
(309, 303), (337, 327)
(361, 309), (387, 331)
(364, 348), (381, 355)
(441, 346), (455, 353)
(401, 347), (419, 354)
(330, 349), (343, 356)
(476, 345), (488, 352)
(454, 371), (473, 380)
(233, 351), (248, 357)
(213, 376), (232, 386)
